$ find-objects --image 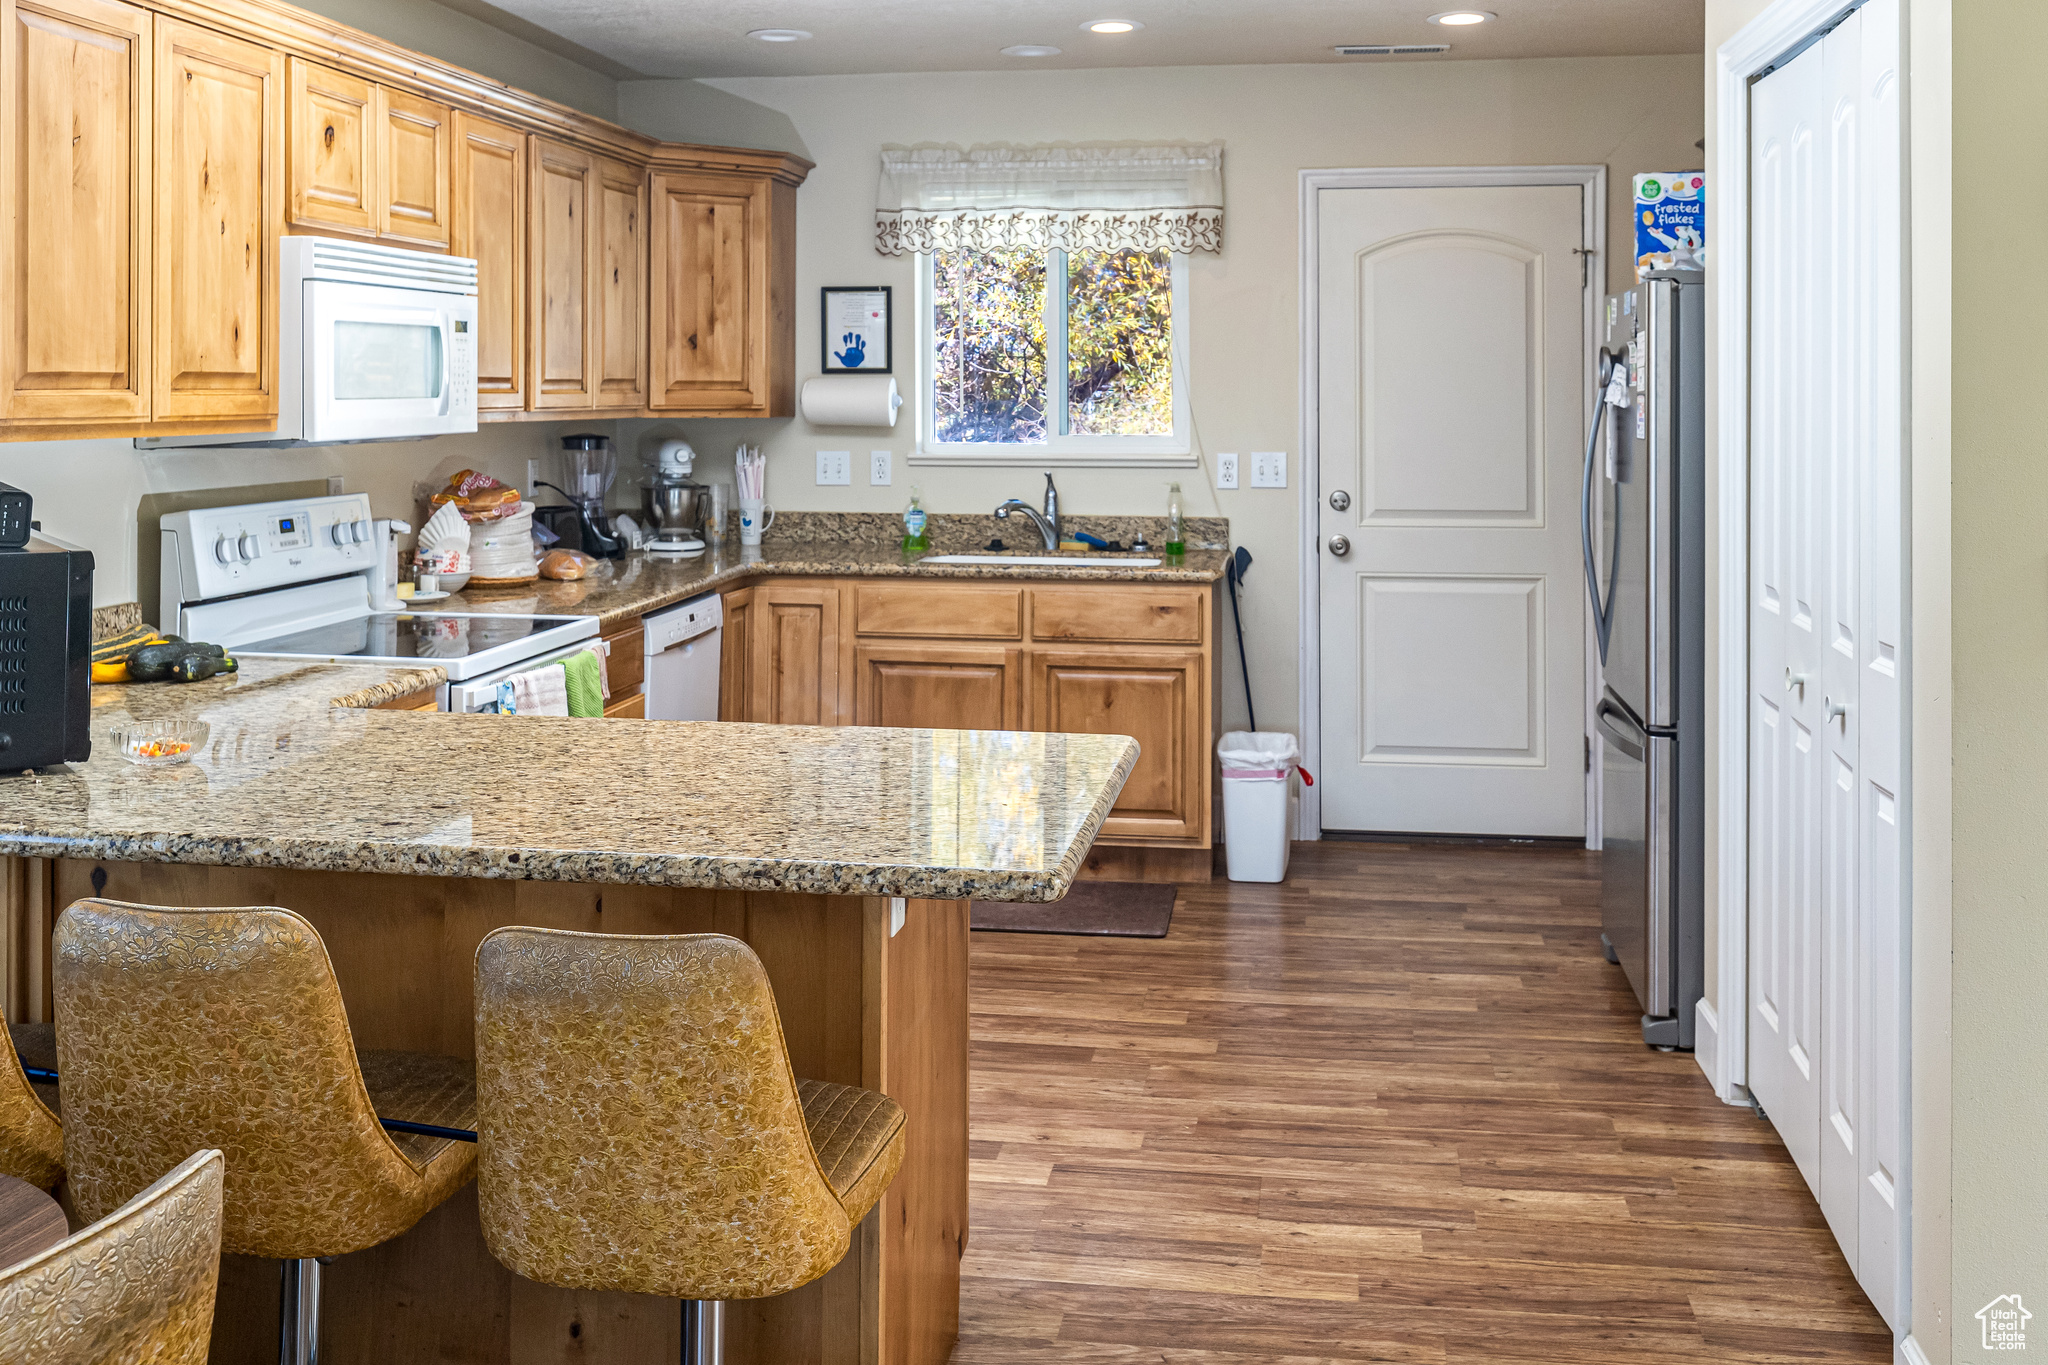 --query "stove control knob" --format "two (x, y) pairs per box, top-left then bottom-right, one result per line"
(351, 519), (371, 544)
(214, 534), (235, 565)
(330, 522), (350, 547)
(238, 533), (258, 562)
